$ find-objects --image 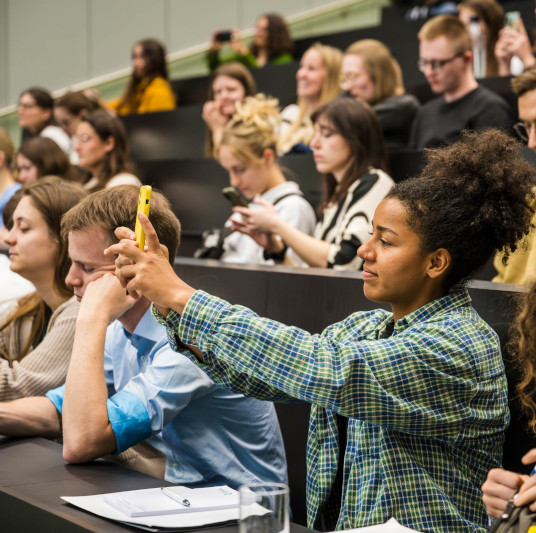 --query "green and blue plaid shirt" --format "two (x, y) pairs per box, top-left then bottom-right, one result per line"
(153, 289), (508, 533)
